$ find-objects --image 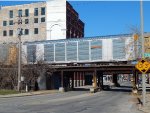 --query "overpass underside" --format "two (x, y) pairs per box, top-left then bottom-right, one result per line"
(53, 64), (141, 91)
